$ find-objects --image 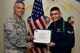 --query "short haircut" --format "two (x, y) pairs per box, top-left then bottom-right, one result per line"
(50, 7), (60, 12)
(15, 1), (24, 5)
